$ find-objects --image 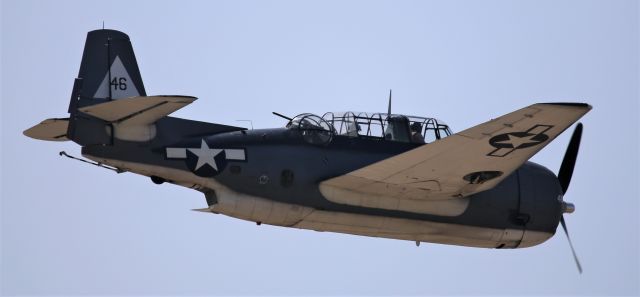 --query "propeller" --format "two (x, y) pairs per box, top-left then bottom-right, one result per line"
(557, 123), (583, 273)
